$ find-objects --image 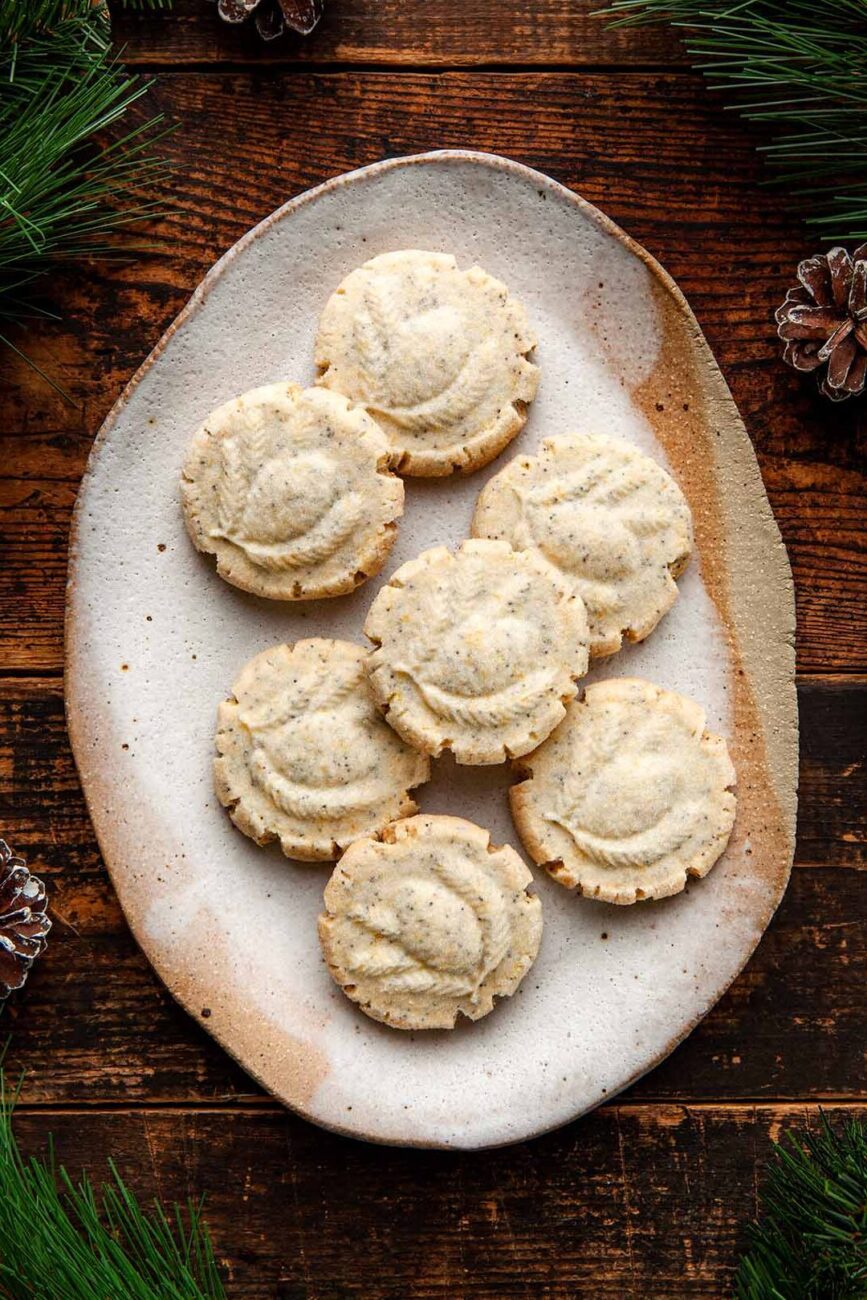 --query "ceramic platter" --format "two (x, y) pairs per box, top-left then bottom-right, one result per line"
(67, 152), (797, 1149)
